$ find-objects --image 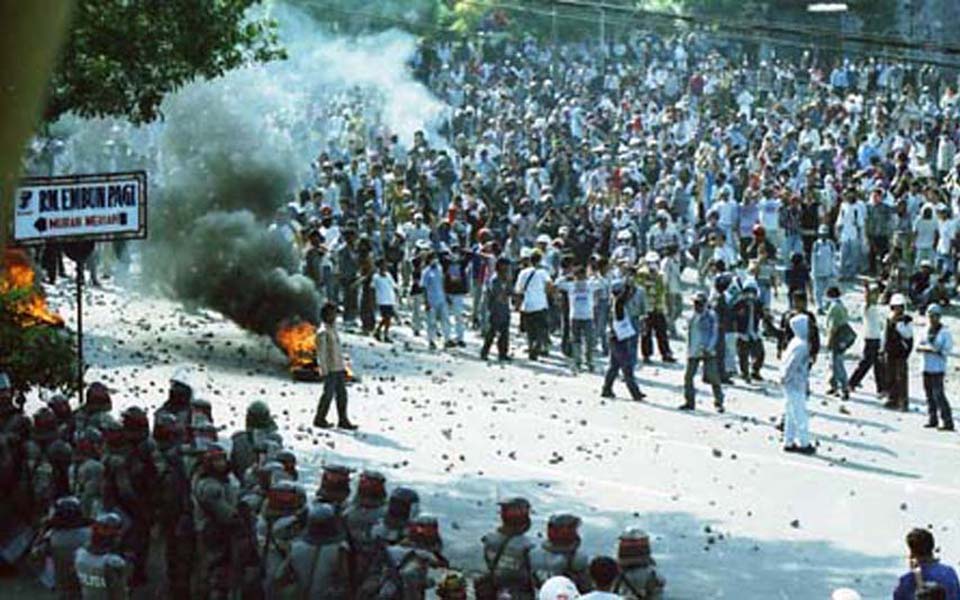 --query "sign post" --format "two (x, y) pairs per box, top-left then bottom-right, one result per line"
(12, 171), (148, 402)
